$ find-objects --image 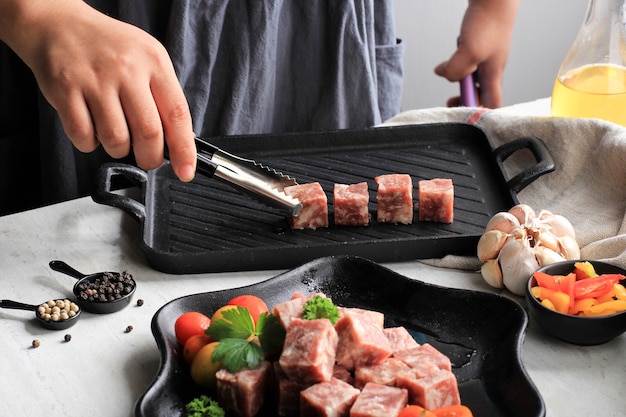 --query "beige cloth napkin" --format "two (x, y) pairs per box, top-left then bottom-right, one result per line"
(383, 107), (626, 271)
